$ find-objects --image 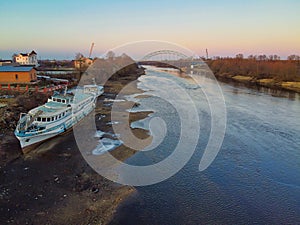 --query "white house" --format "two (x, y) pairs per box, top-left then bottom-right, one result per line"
(13, 50), (38, 67)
